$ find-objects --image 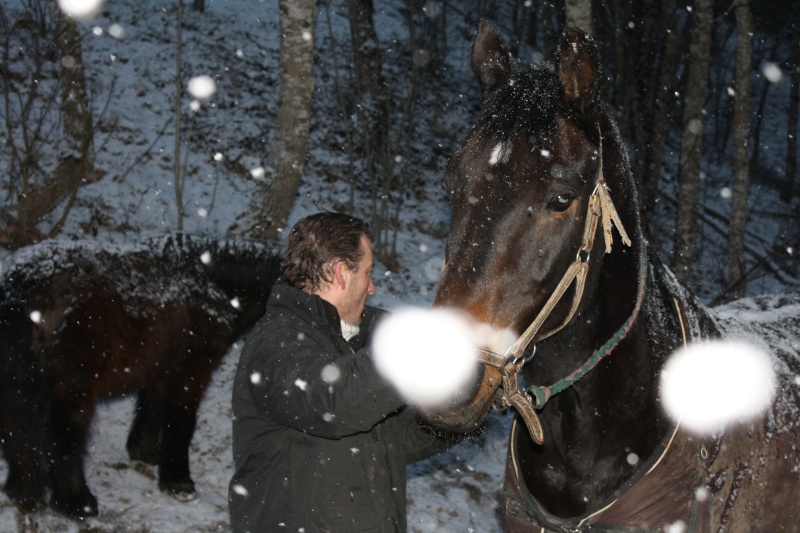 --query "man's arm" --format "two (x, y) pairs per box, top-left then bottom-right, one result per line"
(244, 321), (406, 439)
